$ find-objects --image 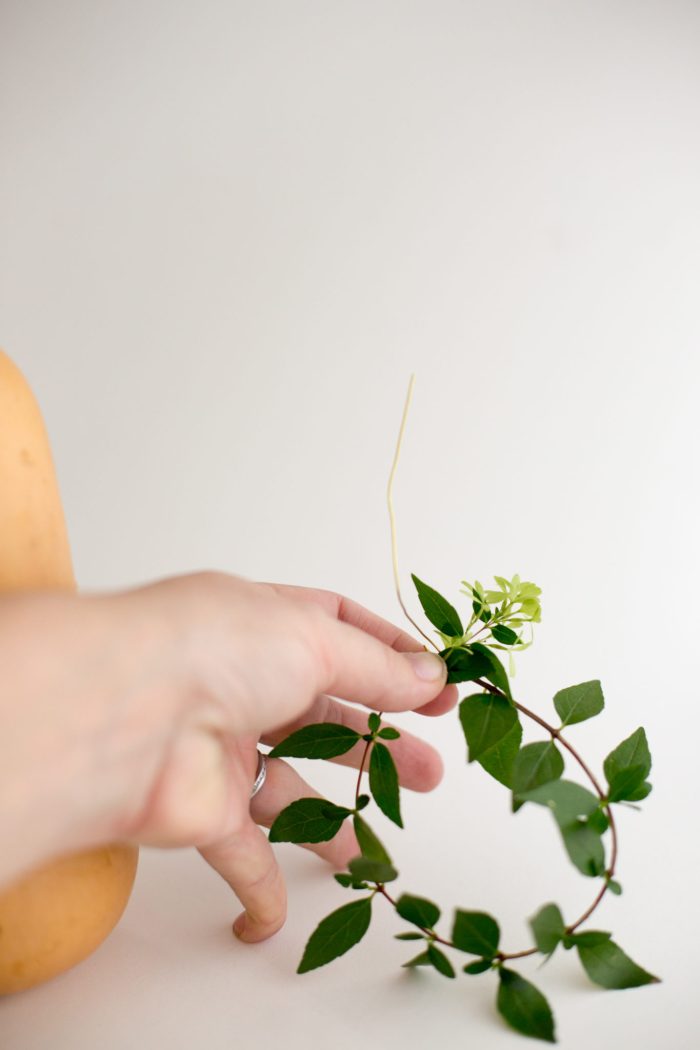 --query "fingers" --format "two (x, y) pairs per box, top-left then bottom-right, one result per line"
(199, 818), (288, 943)
(199, 753), (361, 944)
(249, 756), (360, 870)
(266, 582), (458, 718)
(261, 694), (447, 792)
(266, 583), (428, 654)
(303, 608), (449, 716)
